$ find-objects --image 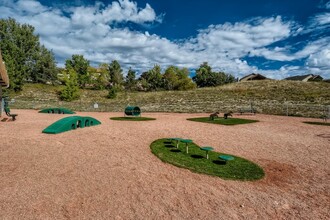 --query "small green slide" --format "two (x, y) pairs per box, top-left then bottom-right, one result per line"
(43, 116), (101, 134)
